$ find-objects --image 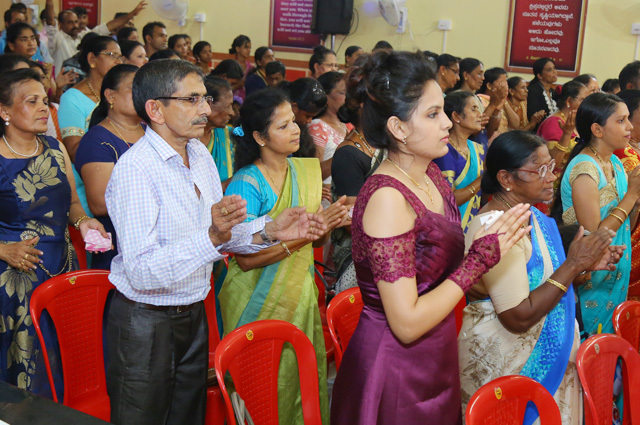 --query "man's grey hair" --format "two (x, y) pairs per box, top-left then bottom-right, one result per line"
(132, 59), (205, 124)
